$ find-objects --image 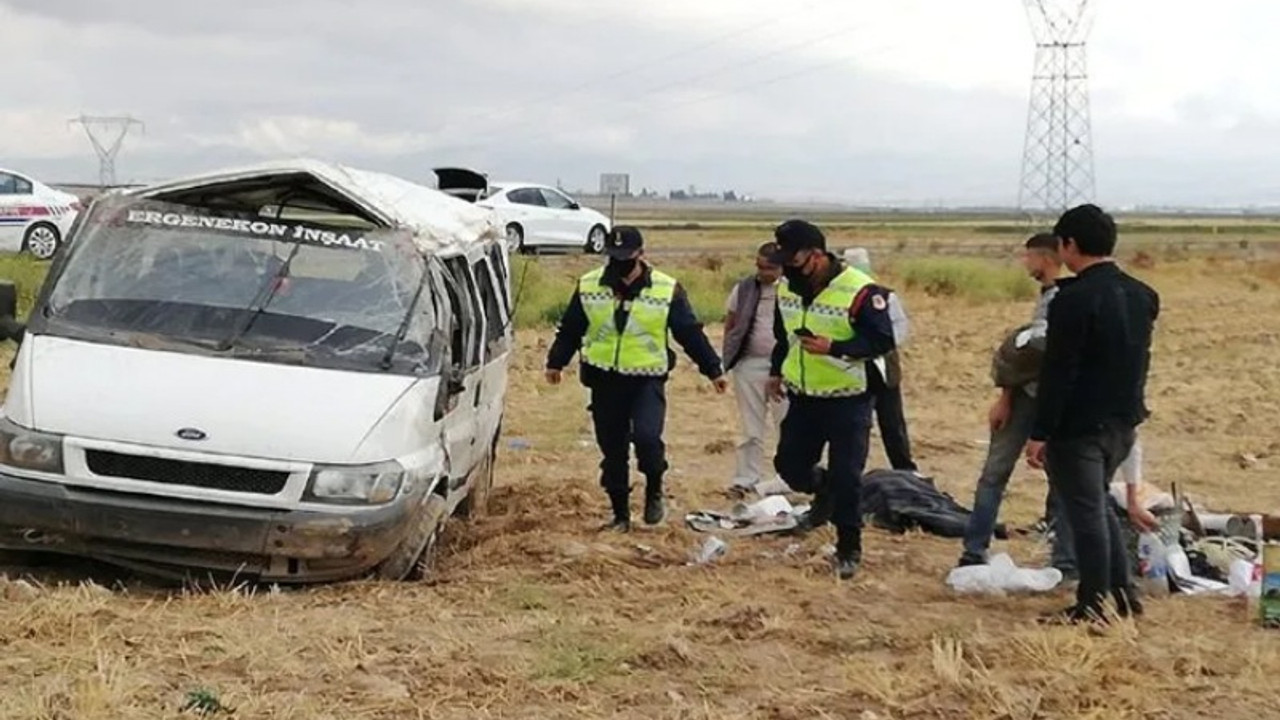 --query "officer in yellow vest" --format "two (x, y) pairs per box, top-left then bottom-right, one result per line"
(766, 219), (897, 579)
(545, 226), (728, 531)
